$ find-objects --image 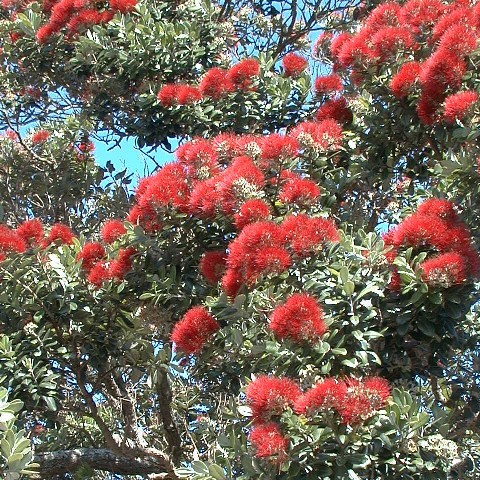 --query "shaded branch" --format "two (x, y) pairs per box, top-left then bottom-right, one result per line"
(34, 448), (178, 479)
(156, 371), (182, 463)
